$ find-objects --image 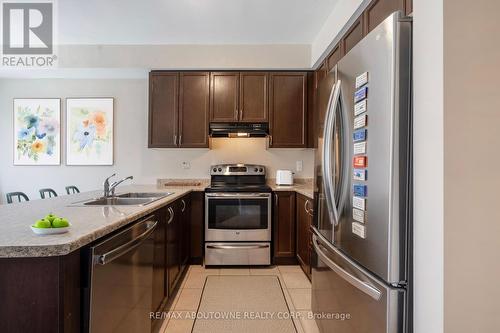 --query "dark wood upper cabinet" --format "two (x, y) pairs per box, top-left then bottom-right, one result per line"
(149, 72), (178, 147)
(273, 191), (297, 264)
(239, 72), (268, 122)
(179, 72), (210, 148)
(364, 0), (405, 34)
(405, 0), (412, 15)
(210, 72), (239, 122)
(268, 72), (308, 148)
(342, 17), (364, 55)
(327, 43), (342, 71)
